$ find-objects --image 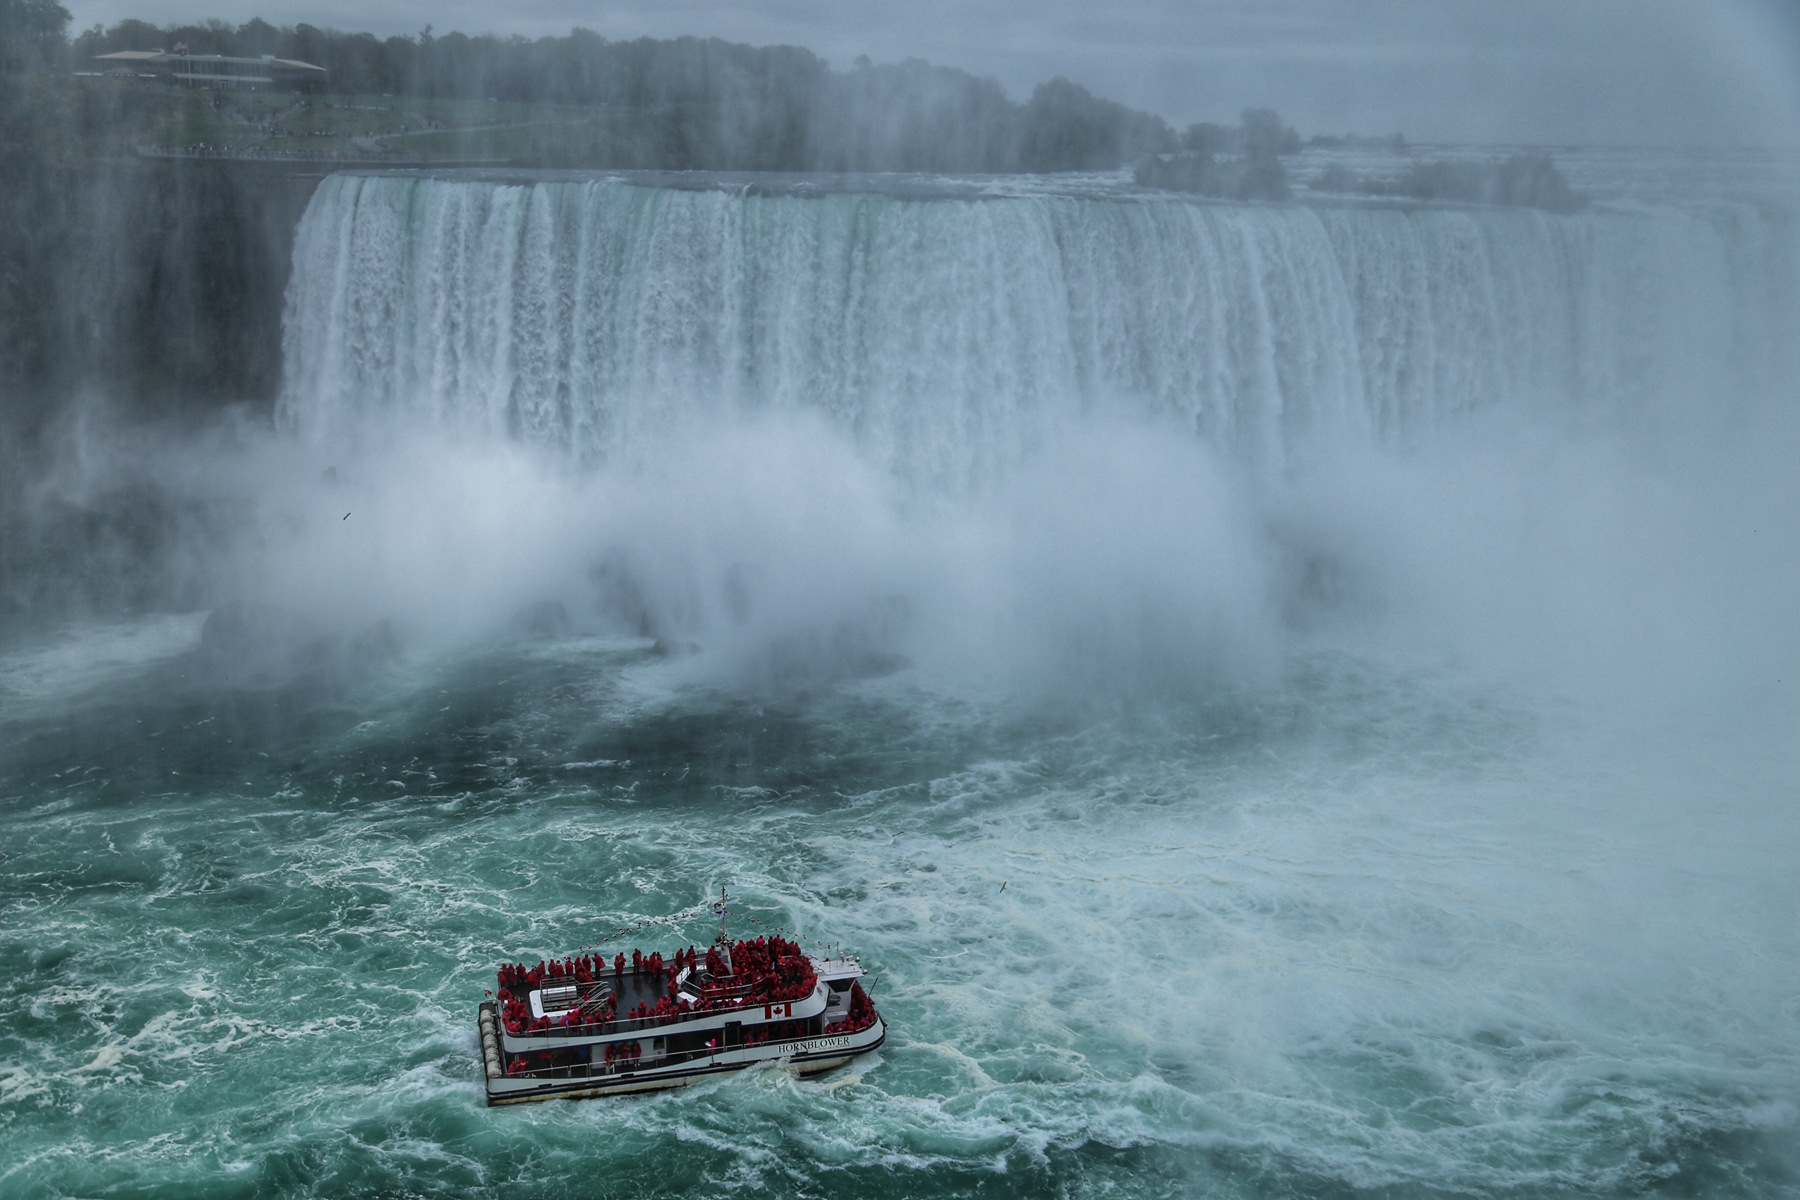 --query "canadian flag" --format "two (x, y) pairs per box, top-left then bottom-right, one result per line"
(763, 1002), (792, 1019)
